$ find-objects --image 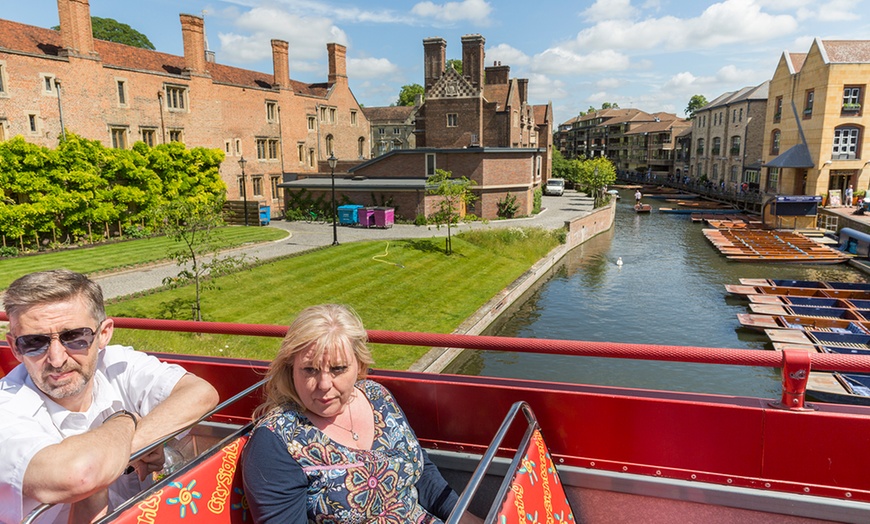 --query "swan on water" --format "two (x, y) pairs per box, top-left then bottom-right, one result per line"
(616, 257), (623, 266)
